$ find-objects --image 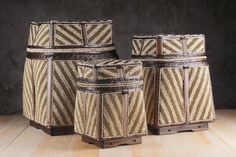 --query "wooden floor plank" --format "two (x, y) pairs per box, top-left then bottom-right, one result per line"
(0, 125), (74, 157)
(0, 115), (29, 153)
(30, 135), (72, 157)
(64, 134), (99, 157)
(99, 145), (133, 157)
(209, 110), (236, 152)
(0, 110), (236, 157)
(129, 130), (236, 157)
(0, 125), (47, 157)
